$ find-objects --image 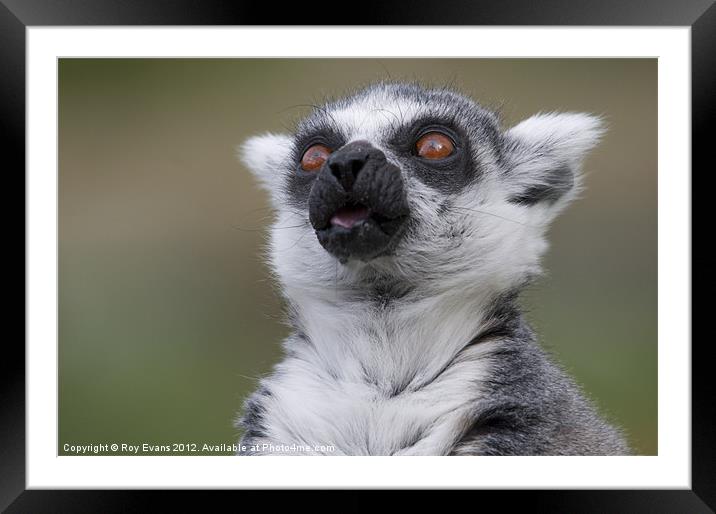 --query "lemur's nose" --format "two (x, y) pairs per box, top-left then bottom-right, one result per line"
(308, 138), (409, 262)
(327, 140), (386, 192)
